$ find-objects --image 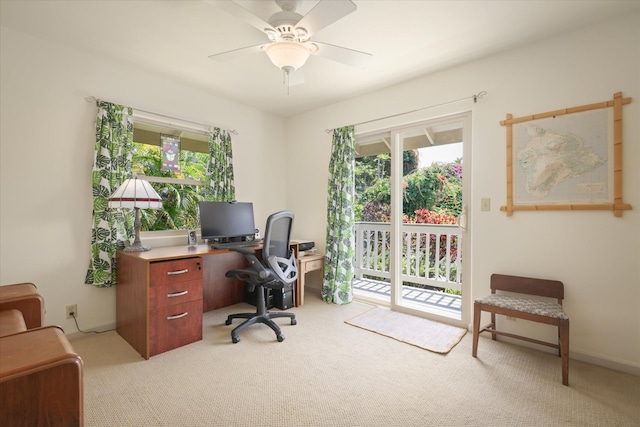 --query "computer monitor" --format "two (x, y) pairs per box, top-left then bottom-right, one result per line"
(198, 201), (256, 242)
